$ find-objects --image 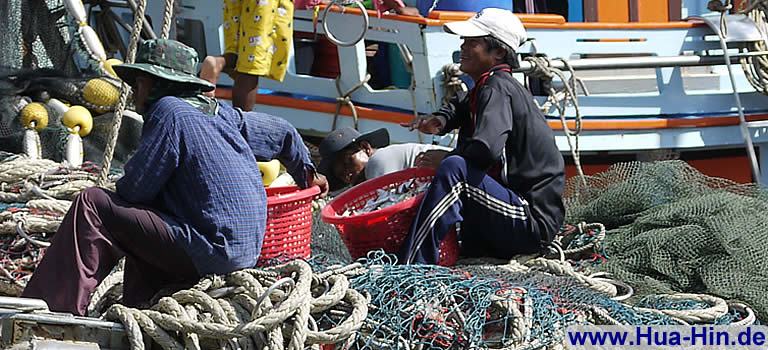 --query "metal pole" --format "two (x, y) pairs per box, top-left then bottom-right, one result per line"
(512, 51), (768, 72)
